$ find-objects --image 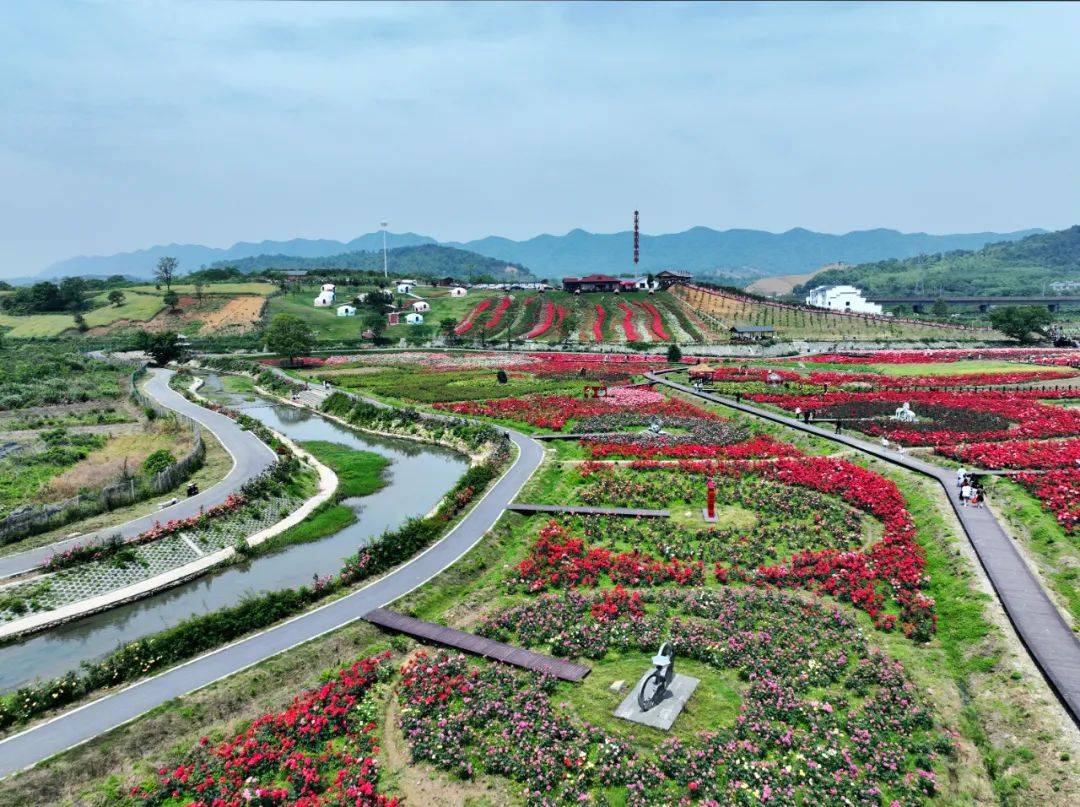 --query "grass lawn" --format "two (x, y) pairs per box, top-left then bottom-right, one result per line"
(82, 291), (165, 327)
(300, 440), (390, 498)
(0, 312), (77, 338)
(868, 359), (1072, 377)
